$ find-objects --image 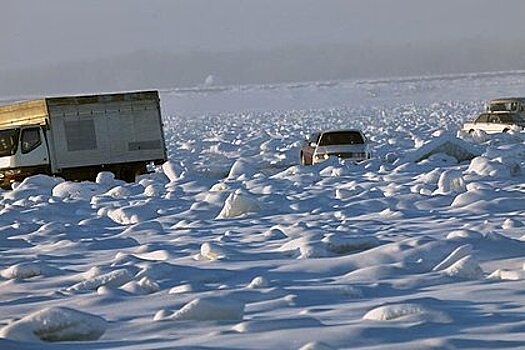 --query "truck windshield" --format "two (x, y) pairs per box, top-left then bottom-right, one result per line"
(0, 129), (20, 157)
(319, 131), (364, 146)
(489, 102), (519, 112)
